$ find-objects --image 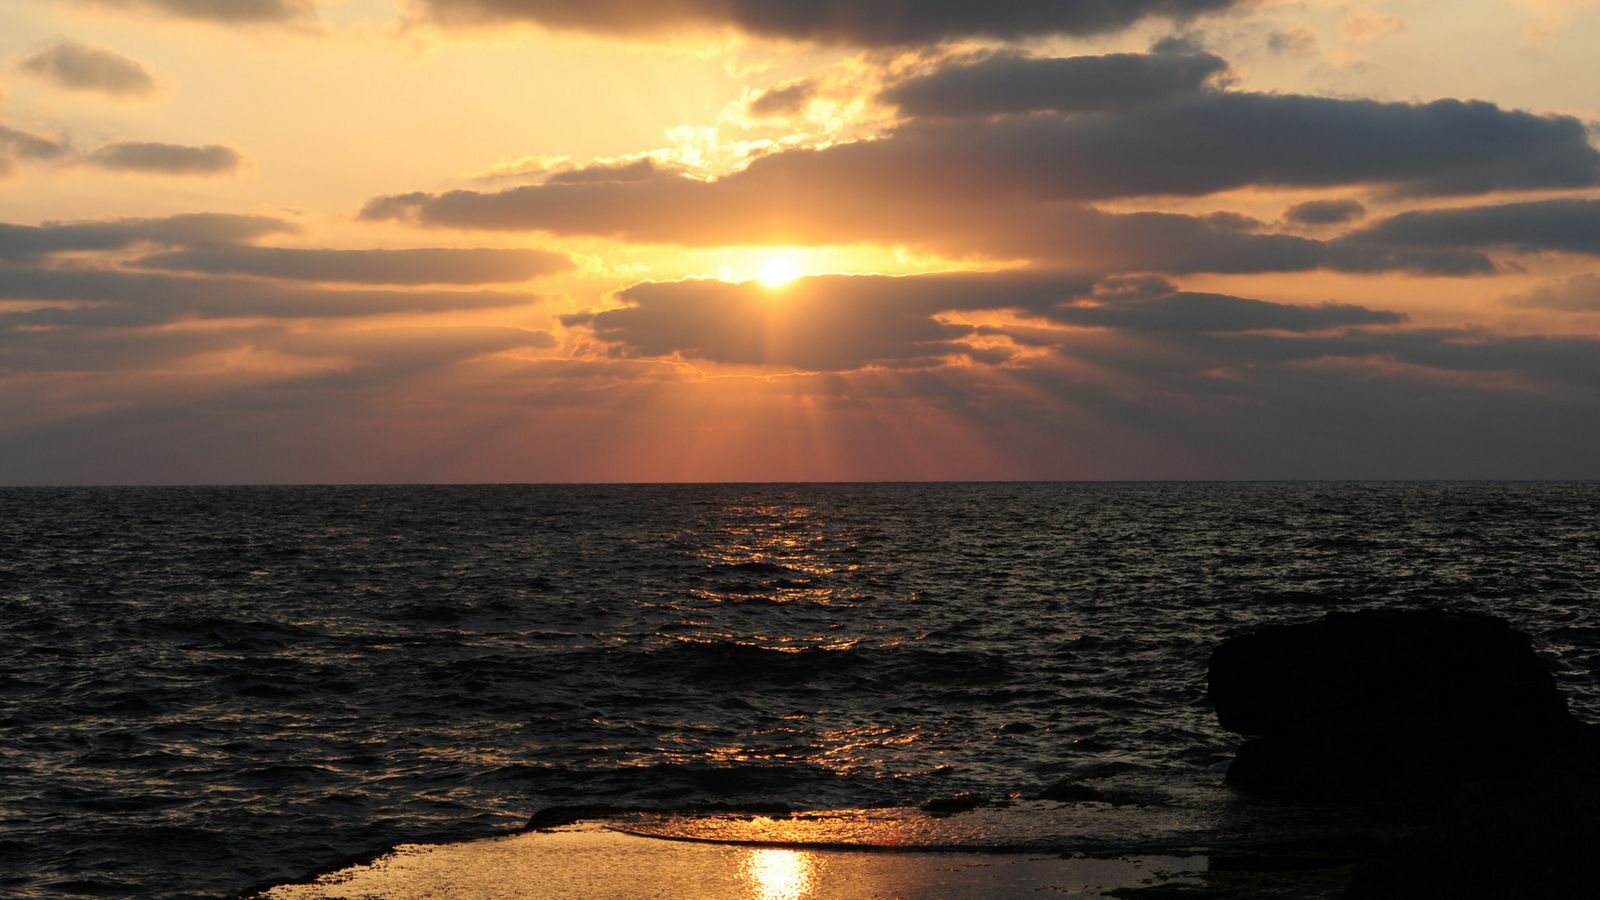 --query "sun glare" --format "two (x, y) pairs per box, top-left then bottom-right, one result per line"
(758, 258), (802, 289)
(741, 848), (815, 900)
